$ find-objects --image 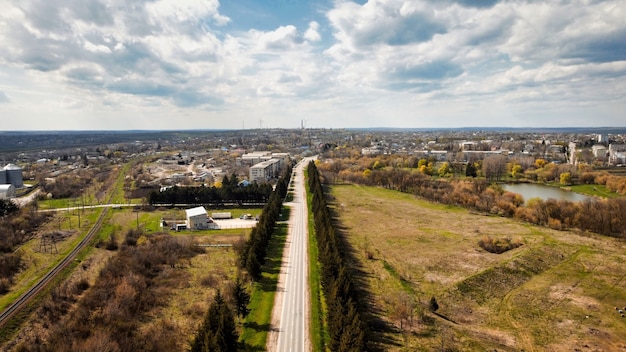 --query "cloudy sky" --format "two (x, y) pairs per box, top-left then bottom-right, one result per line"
(0, 0), (625, 130)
